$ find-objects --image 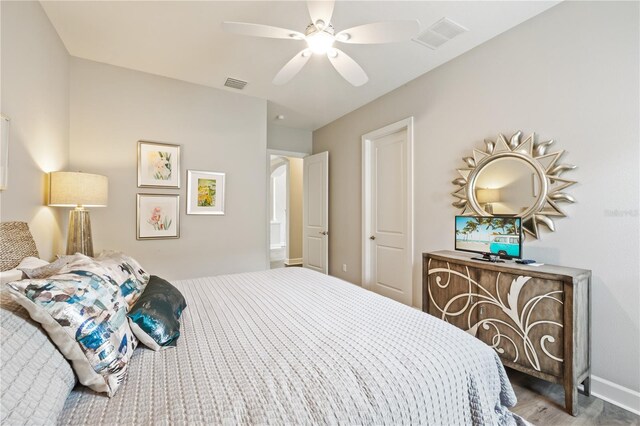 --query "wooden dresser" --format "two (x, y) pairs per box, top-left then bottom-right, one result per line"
(423, 250), (591, 416)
